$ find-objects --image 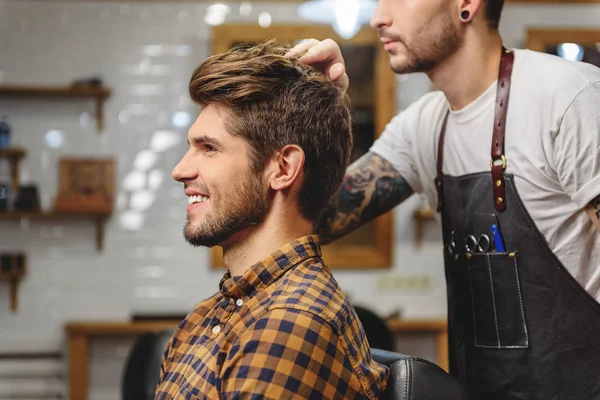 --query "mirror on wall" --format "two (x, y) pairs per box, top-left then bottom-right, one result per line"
(545, 43), (600, 67)
(209, 24), (397, 269)
(527, 28), (600, 68)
